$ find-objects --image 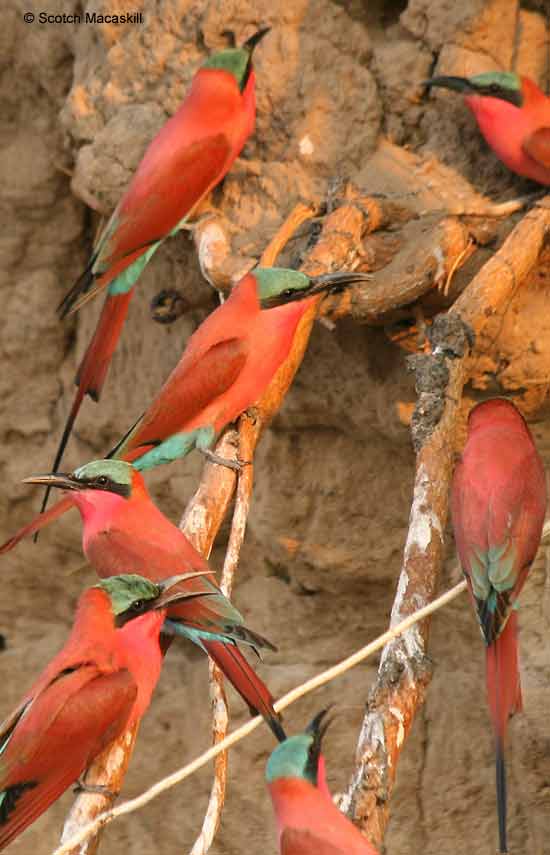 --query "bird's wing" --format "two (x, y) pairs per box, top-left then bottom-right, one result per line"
(454, 446), (545, 644)
(523, 127), (550, 169)
(280, 828), (351, 855)
(61, 133), (232, 313)
(119, 336), (249, 456)
(0, 668), (136, 849)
